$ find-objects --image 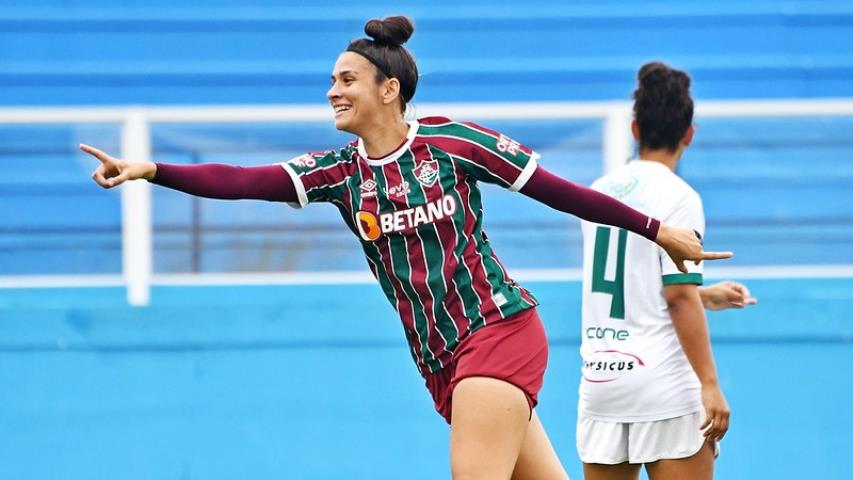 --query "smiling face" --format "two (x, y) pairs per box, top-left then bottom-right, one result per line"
(327, 52), (393, 136)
